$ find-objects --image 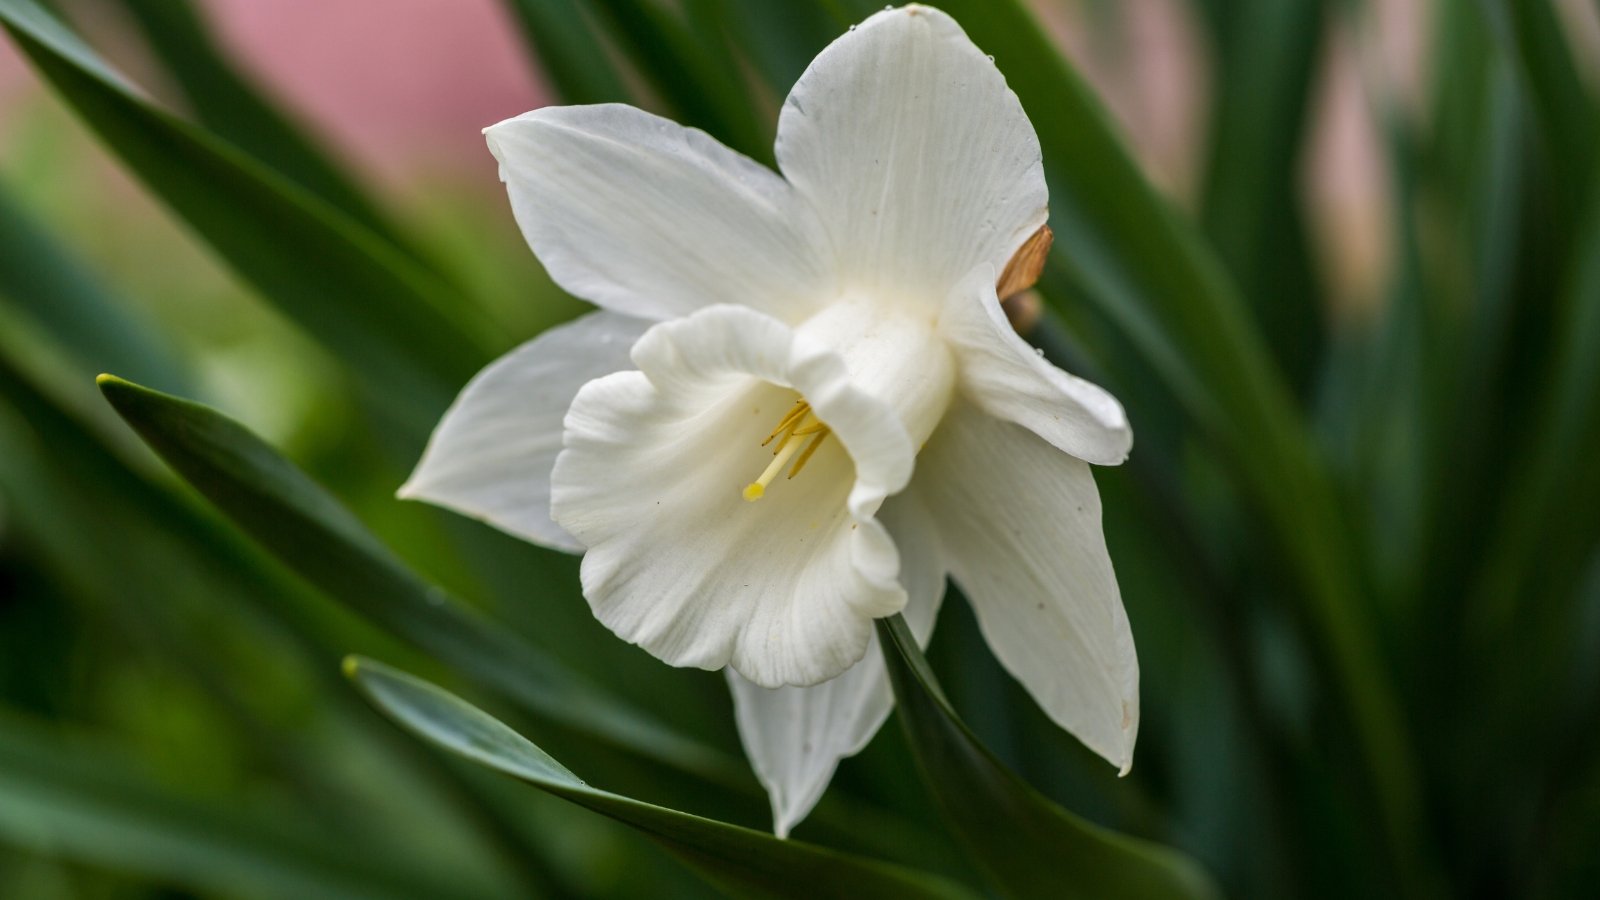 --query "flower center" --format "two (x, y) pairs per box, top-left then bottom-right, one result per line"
(742, 400), (832, 502)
